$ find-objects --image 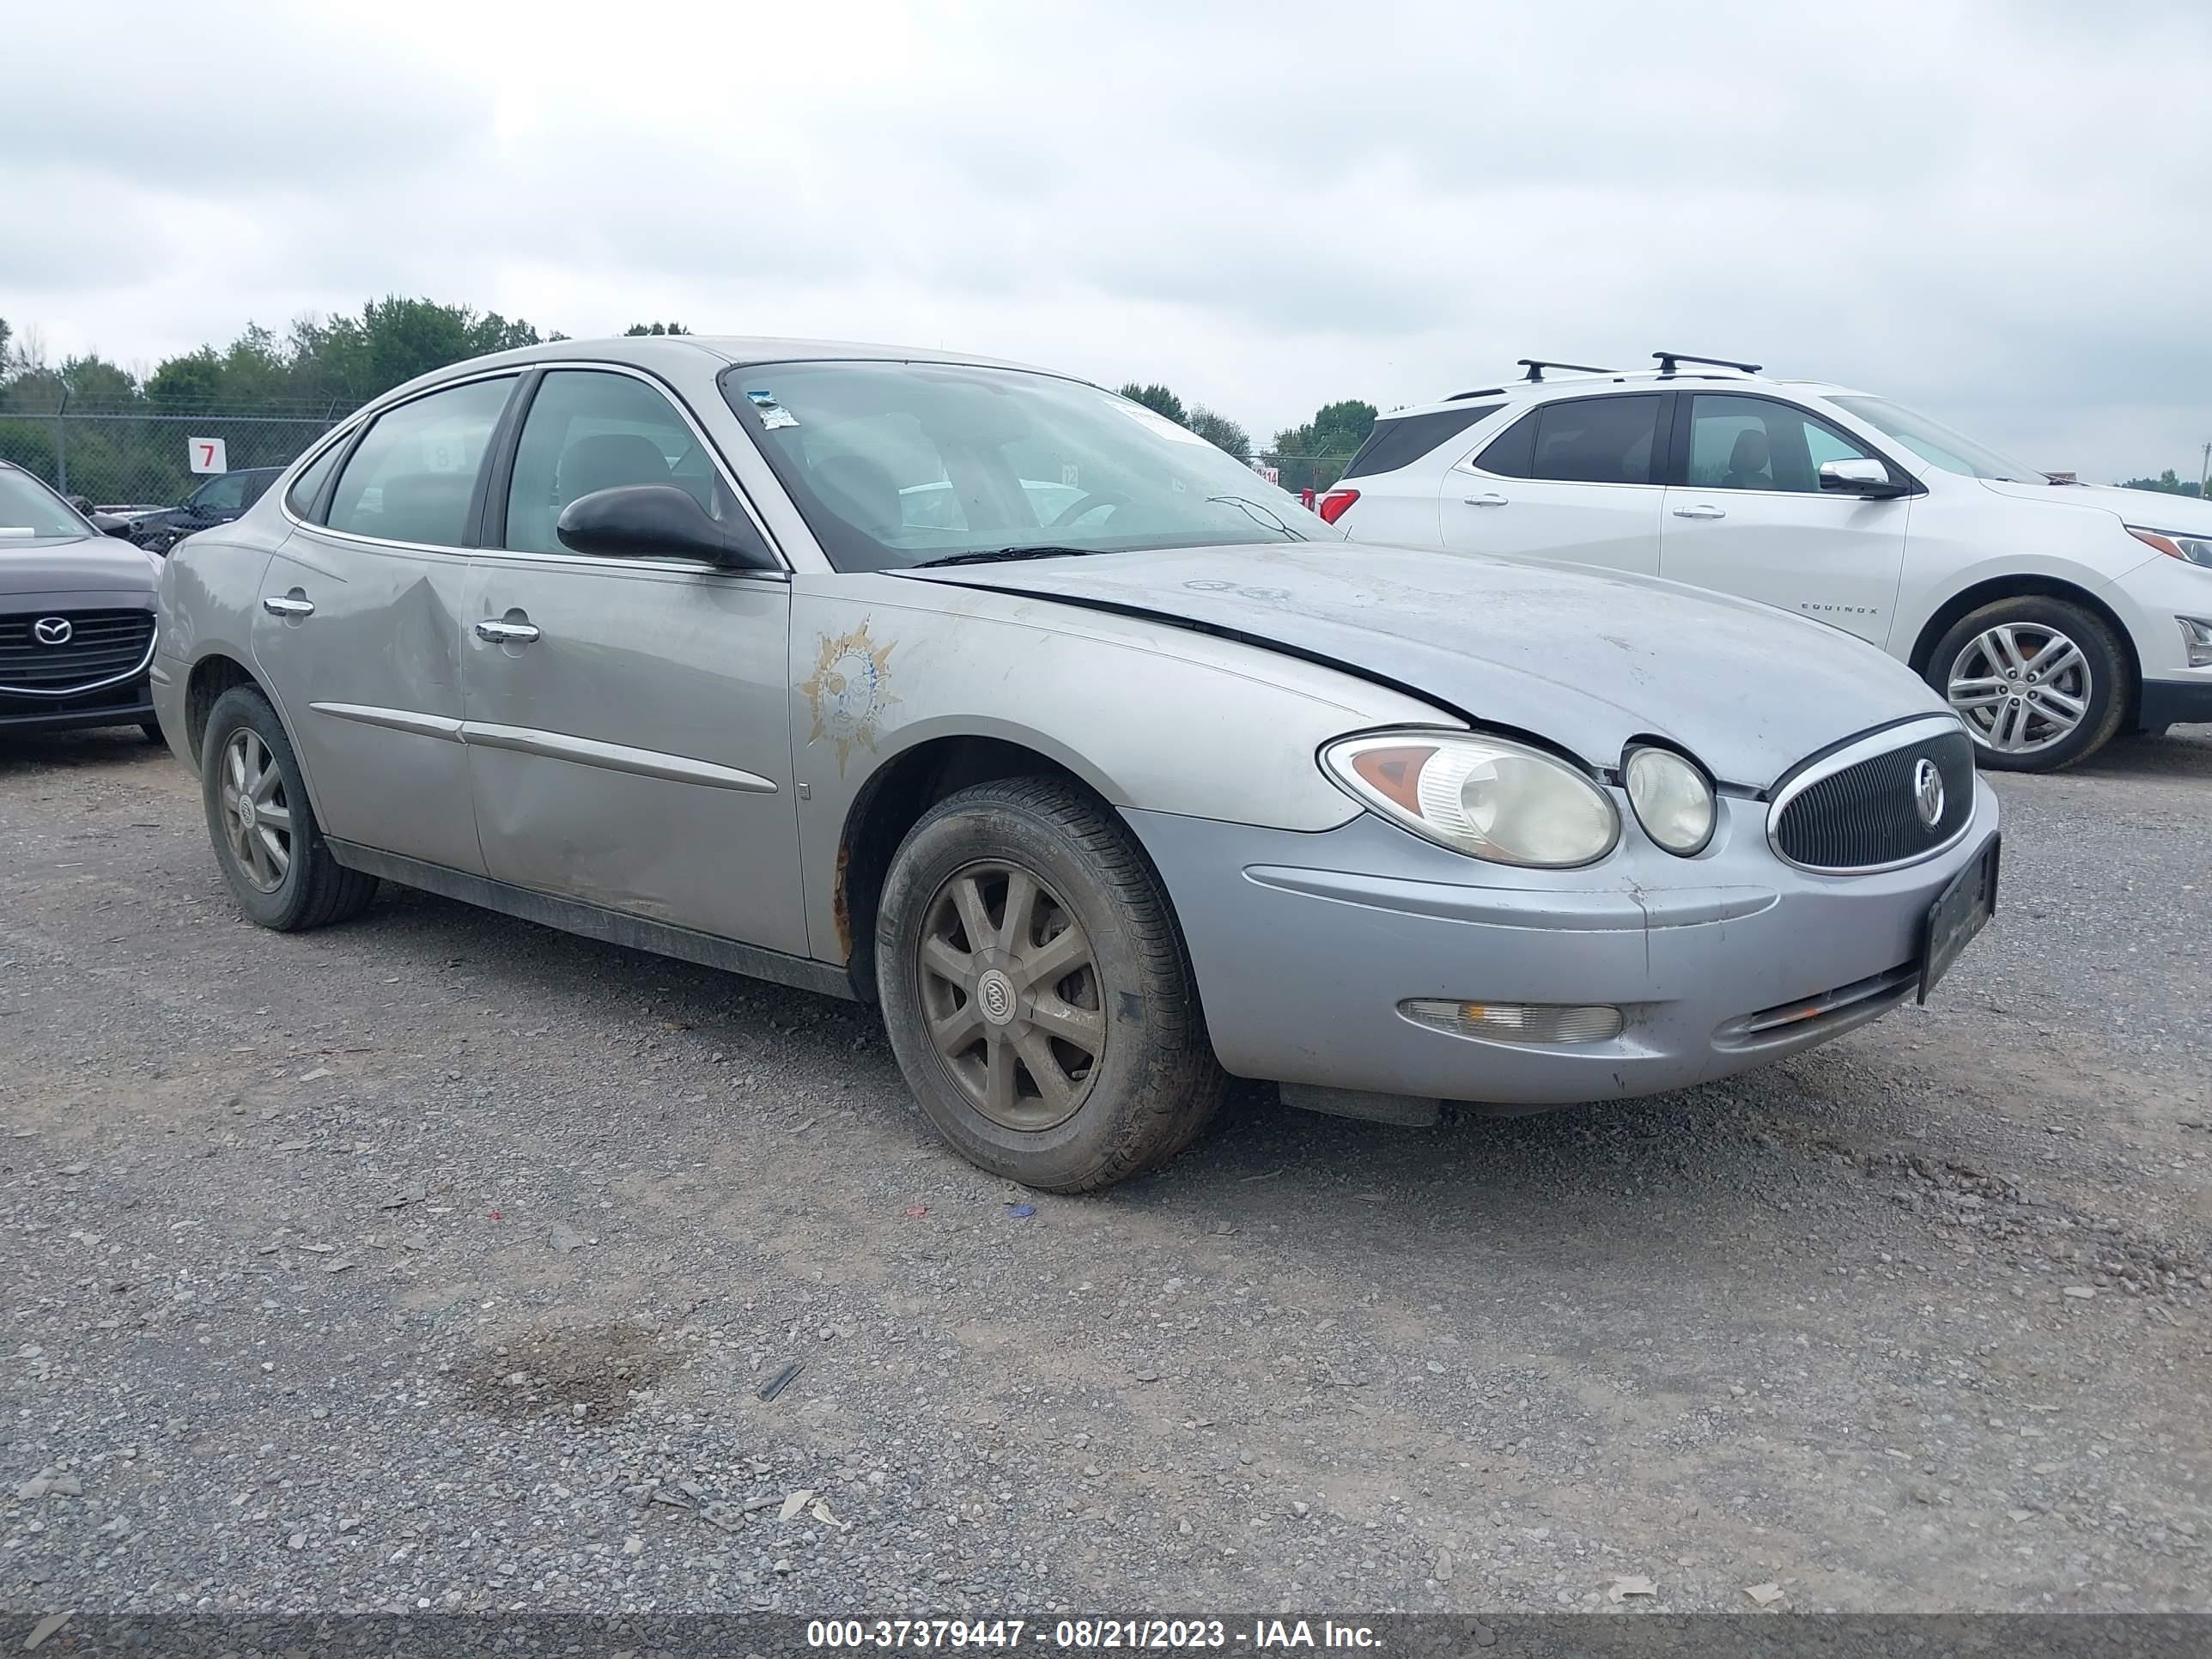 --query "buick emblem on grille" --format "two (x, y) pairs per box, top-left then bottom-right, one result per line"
(1911, 757), (1945, 828)
(33, 617), (74, 647)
